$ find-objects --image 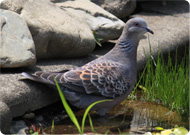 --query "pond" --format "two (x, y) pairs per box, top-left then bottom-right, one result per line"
(42, 98), (188, 134)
